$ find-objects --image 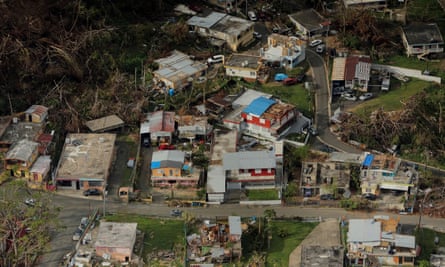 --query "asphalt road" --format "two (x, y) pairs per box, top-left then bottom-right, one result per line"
(306, 49), (362, 154)
(38, 193), (445, 267)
